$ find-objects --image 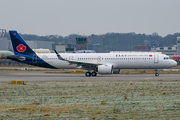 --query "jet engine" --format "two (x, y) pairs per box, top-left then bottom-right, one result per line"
(98, 64), (113, 74)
